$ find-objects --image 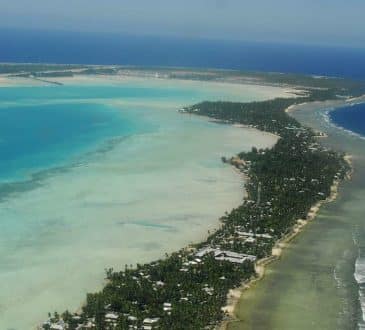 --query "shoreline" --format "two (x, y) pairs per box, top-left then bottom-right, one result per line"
(221, 174), (350, 329)
(0, 73), (301, 102)
(291, 99), (365, 329)
(220, 102), (354, 330)
(0, 64), (309, 100)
